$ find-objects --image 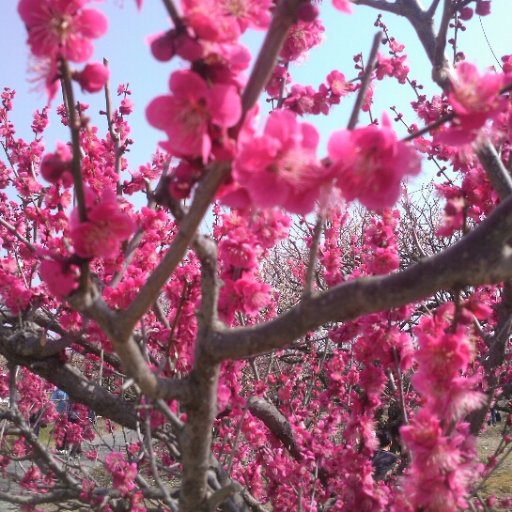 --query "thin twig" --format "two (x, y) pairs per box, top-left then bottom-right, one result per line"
(143, 412), (177, 510)
(162, 0), (185, 31)
(102, 58), (122, 195)
(347, 31), (382, 130)
(0, 217), (36, 252)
